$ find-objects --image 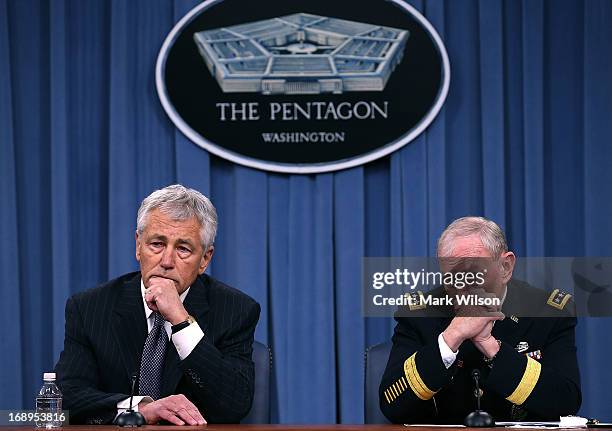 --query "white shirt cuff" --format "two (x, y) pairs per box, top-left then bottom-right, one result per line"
(438, 332), (458, 369)
(116, 395), (152, 417)
(172, 321), (204, 360)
